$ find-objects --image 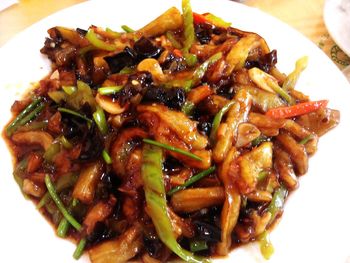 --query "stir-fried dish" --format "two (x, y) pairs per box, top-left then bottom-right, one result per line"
(3, 0), (340, 262)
